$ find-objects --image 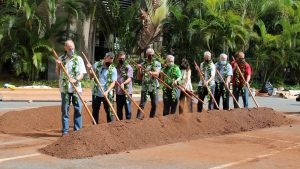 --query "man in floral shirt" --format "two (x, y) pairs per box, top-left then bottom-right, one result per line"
(136, 48), (161, 119)
(87, 52), (117, 123)
(161, 55), (181, 116)
(197, 51), (216, 112)
(214, 53), (233, 110)
(56, 40), (86, 136)
(115, 51), (133, 120)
